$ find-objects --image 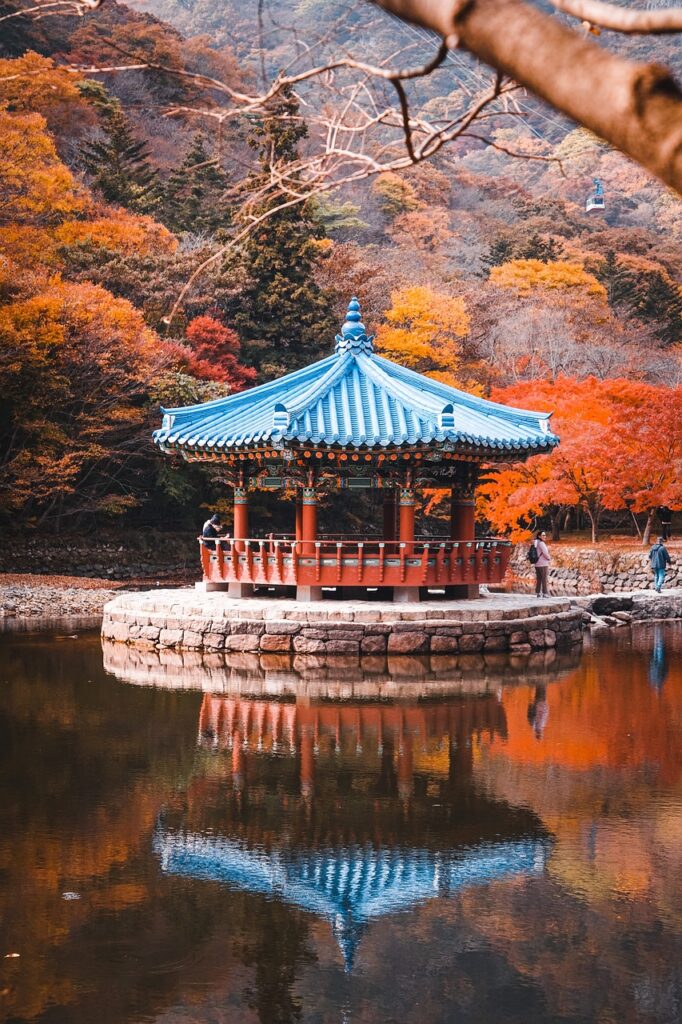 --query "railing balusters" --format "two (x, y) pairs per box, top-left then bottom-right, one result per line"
(421, 543), (429, 584)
